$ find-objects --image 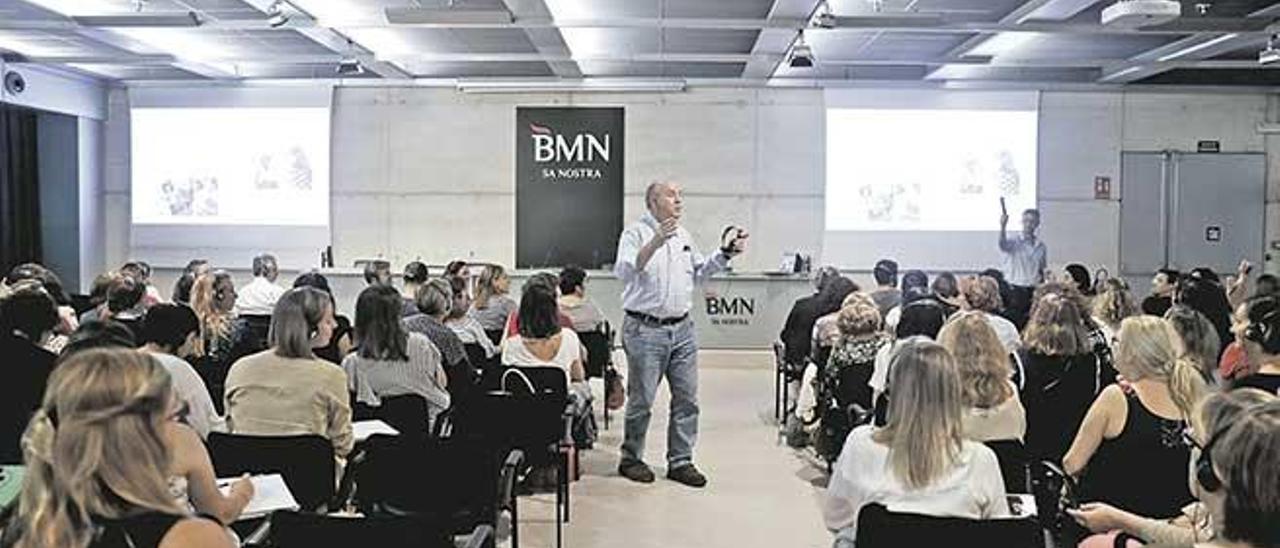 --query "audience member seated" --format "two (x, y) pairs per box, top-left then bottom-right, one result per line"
(1069, 389), (1274, 546)
(1092, 278), (1140, 347)
(79, 271), (119, 324)
(501, 283), (595, 446)
(823, 339), (1009, 546)
(503, 272), (575, 340)
(225, 287), (353, 460)
(1165, 305), (1223, 385)
(236, 253), (286, 316)
(0, 284), (58, 464)
(804, 293), (889, 457)
(402, 279), (473, 401)
(4, 263), (76, 351)
(1, 348), (234, 548)
(445, 259), (469, 278)
(1064, 263), (1096, 299)
(400, 261), (429, 317)
(172, 259), (211, 304)
(291, 271), (354, 365)
(930, 272), (961, 316)
(1178, 272), (1235, 359)
(103, 274), (147, 343)
(1229, 295), (1280, 394)
(781, 266), (840, 367)
(958, 275), (1020, 354)
(60, 319), (138, 357)
(344, 285), (450, 428)
(1223, 260), (1253, 309)
(165, 410), (254, 526)
(470, 264), (517, 333)
(362, 259), (392, 287)
(119, 260), (162, 307)
(868, 259), (900, 321)
(1219, 301), (1251, 383)
(140, 303), (225, 438)
(1144, 269), (1180, 317)
(1064, 316), (1208, 518)
(938, 312), (1026, 443)
(883, 270), (929, 332)
(558, 265), (607, 333)
(1254, 273), (1279, 297)
(811, 277), (860, 359)
(443, 275), (497, 359)
(869, 298), (948, 406)
(1019, 292), (1105, 463)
